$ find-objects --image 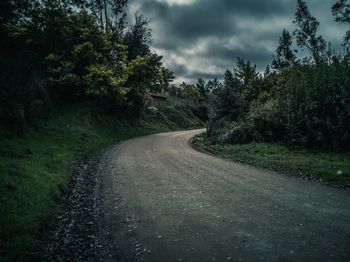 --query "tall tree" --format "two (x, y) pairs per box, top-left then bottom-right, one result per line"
(264, 64), (271, 76)
(206, 78), (221, 91)
(272, 29), (297, 69)
(223, 70), (235, 89)
(124, 14), (152, 60)
(68, 0), (128, 31)
(332, 0), (350, 47)
(293, 0), (326, 64)
(0, 0), (40, 49)
(213, 69), (242, 120)
(234, 57), (258, 86)
(195, 77), (208, 100)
